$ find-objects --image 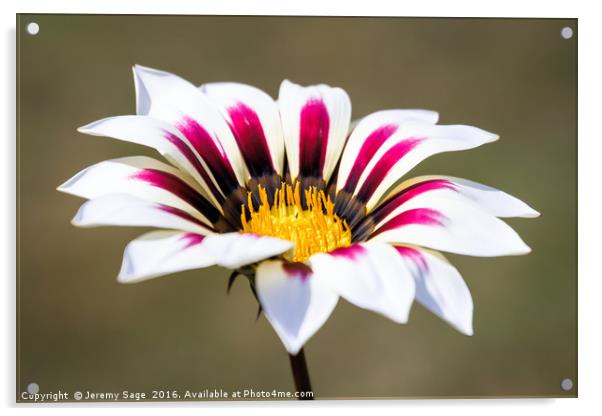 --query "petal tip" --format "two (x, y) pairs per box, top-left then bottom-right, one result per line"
(131, 65), (141, 81)
(117, 256), (138, 284)
(117, 246), (134, 282)
(282, 338), (304, 356)
(56, 167), (88, 194)
(469, 127), (499, 143)
(527, 208), (541, 218)
(429, 111), (440, 124)
(487, 132), (500, 142)
(279, 79), (298, 94)
(456, 321), (474, 336)
(70, 204), (88, 226)
(116, 273), (136, 284)
(132, 64), (143, 79)
(56, 180), (71, 193)
(77, 121), (98, 134)
(390, 314), (410, 325)
(132, 64), (165, 79)
(132, 64), (164, 83)
(132, 63), (152, 74)
(512, 243), (532, 255)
